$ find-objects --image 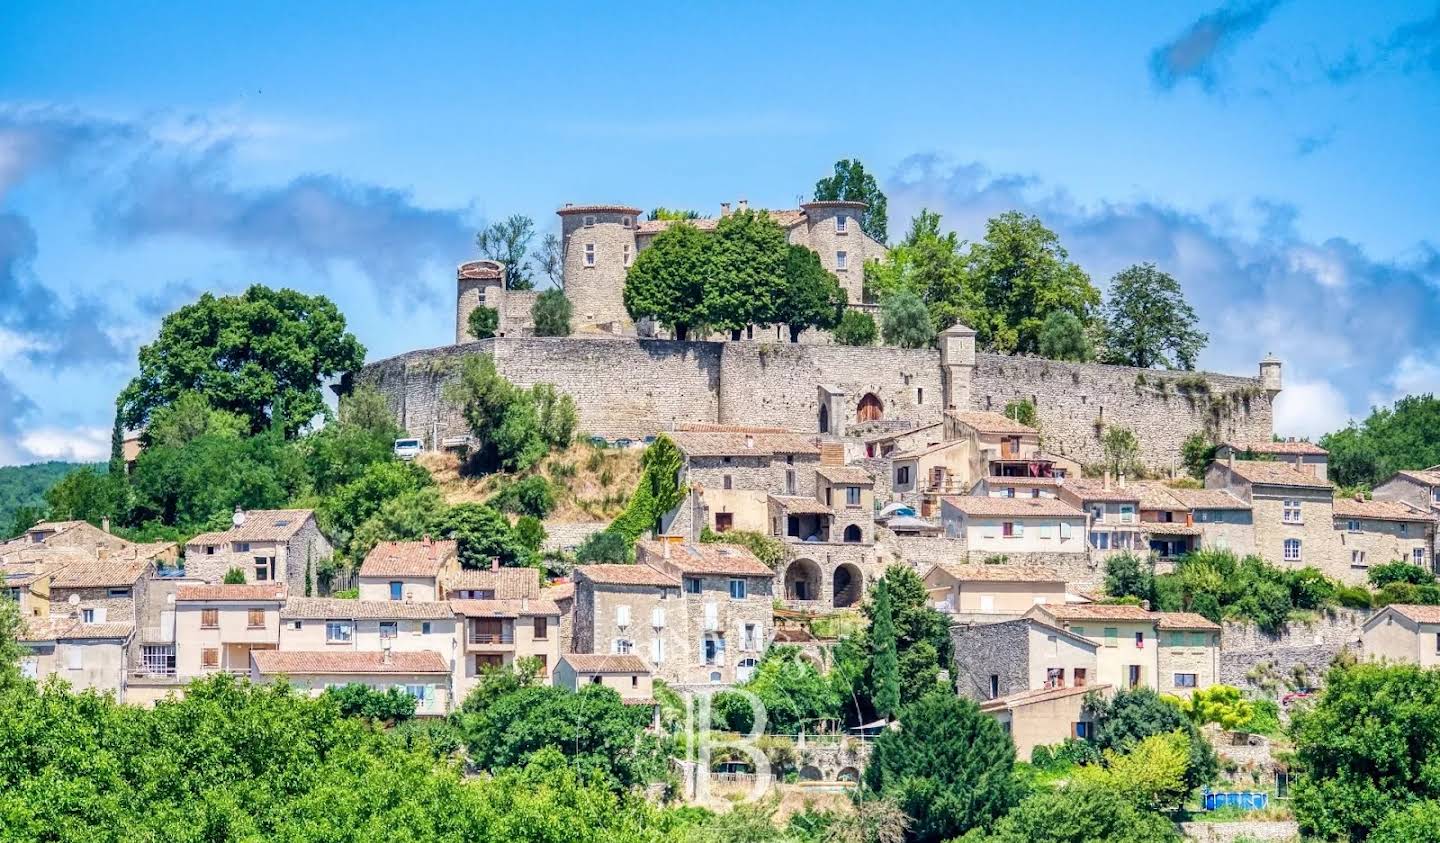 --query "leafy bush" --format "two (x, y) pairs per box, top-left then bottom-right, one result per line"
(575, 530), (633, 564)
(323, 683), (418, 722)
(467, 305), (499, 340)
(222, 568), (247, 584)
(488, 474), (555, 518)
(834, 309), (878, 346)
(1155, 550), (1345, 633)
(1335, 584), (1373, 609)
(1087, 686), (1217, 792)
(1103, 552), (1155, 602)
(1368, 560), (1435, 588)
(513, 515), (546, 551)
(699, 527), (784, 568)
(530, 289), (572, 337)
(1375, 580), (1440, 607)
(879, 291), (935, 348)
(1243, 698), (1281, 736)
(1003, 398), (1037, 429)
(1030, 738), (1100, 770)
